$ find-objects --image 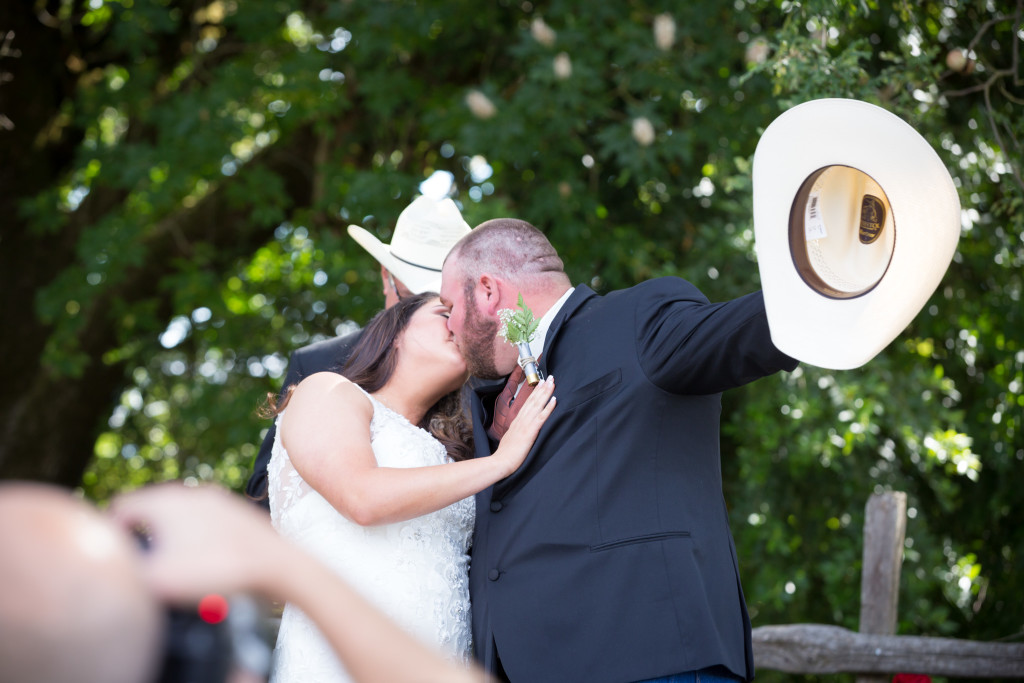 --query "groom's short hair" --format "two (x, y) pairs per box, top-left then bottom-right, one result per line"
(447, 218), (569, 293)
(0, 483), (163, 683)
